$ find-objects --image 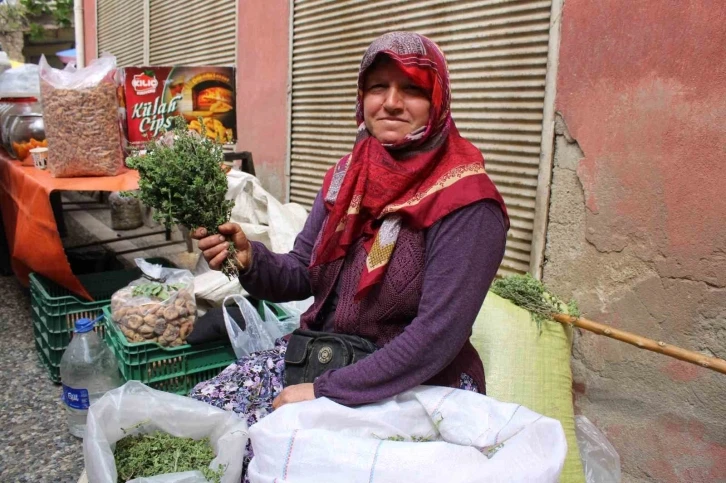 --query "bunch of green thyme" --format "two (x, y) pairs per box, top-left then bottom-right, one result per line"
(114, 431), (225, 483)
(125, 117), (238, 278)
(490, 273), (580, 332)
